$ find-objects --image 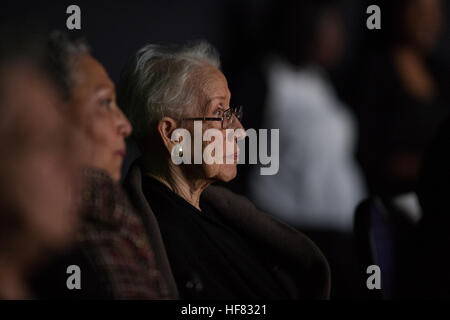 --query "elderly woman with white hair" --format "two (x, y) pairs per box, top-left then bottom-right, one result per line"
(118, 41), (330, 299)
